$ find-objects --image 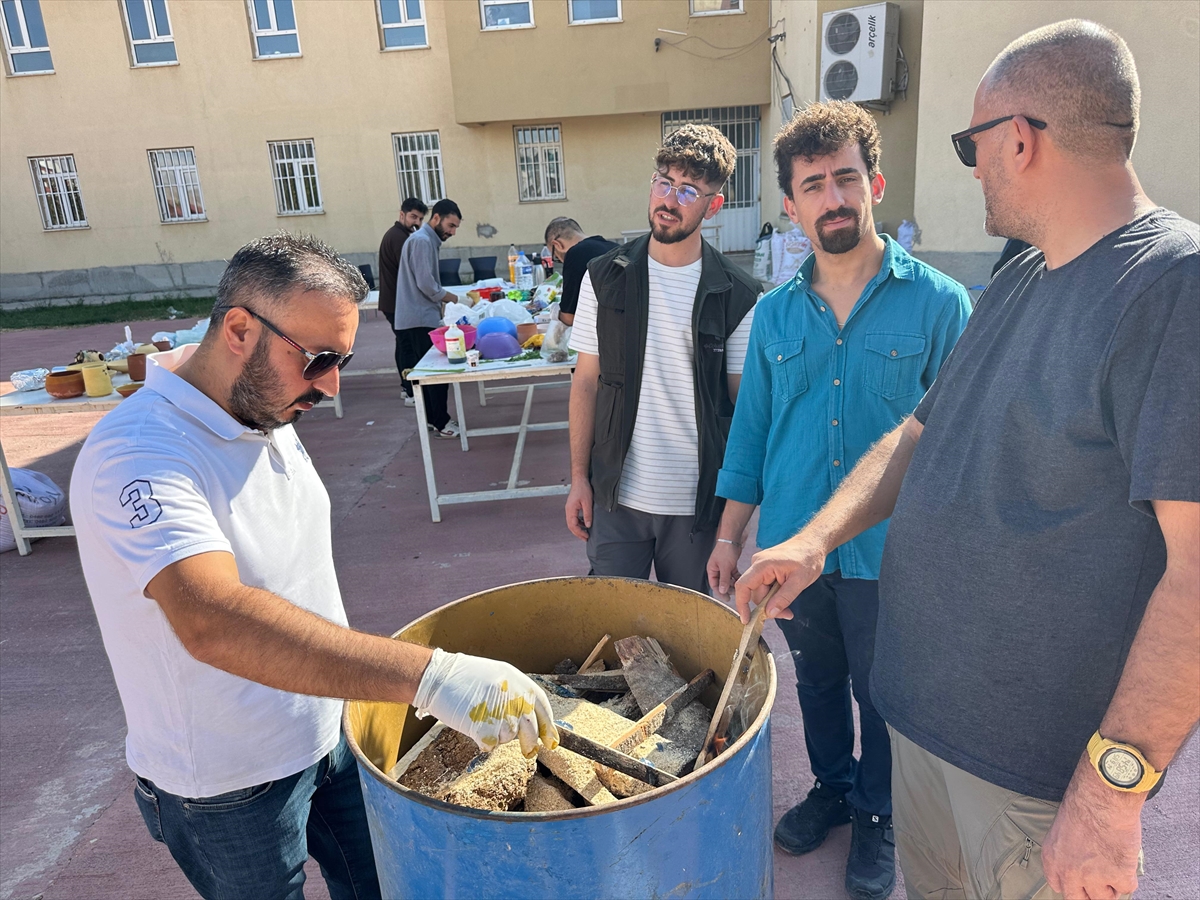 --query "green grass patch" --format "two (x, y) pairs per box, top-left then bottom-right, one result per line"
(0, 296), (217, 331)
